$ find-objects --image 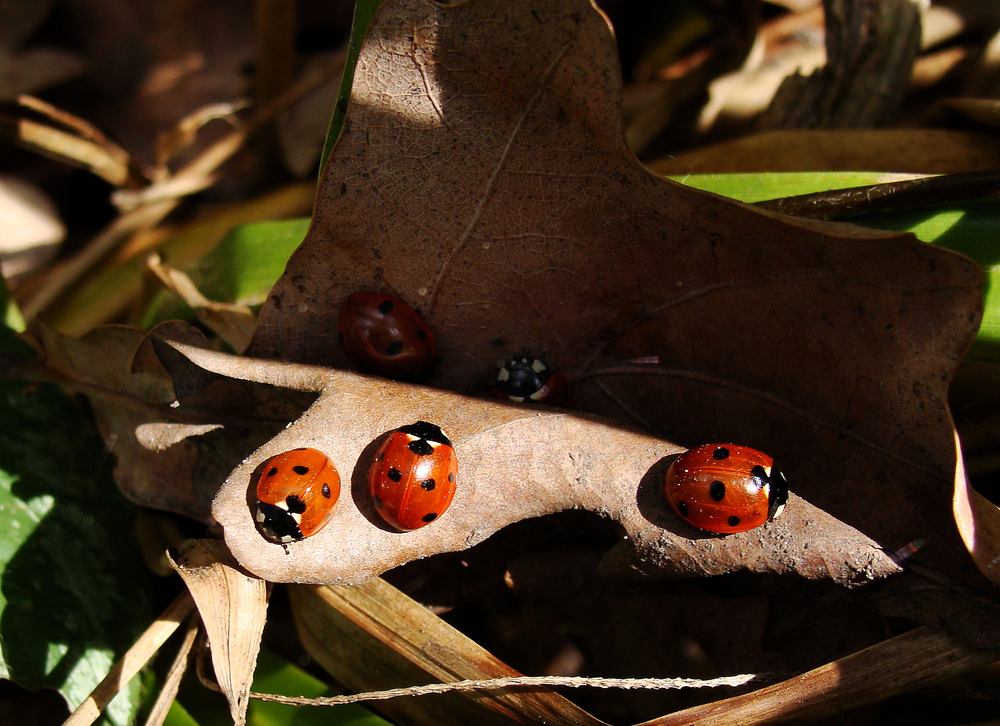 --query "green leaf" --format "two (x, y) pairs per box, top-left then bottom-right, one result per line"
(247, 648), (389, 726)
(0, 273), (25, 333)
(193, 219), (311, 305)
(141, 218), (310, 328)
(670, 172), (905, 203)
(319, 0), (386, 172)
(163, 699), (202, 726)
(0, 328), (153, 725)
(850, 199), (1000, 362)
(178, 647), (388, 726)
